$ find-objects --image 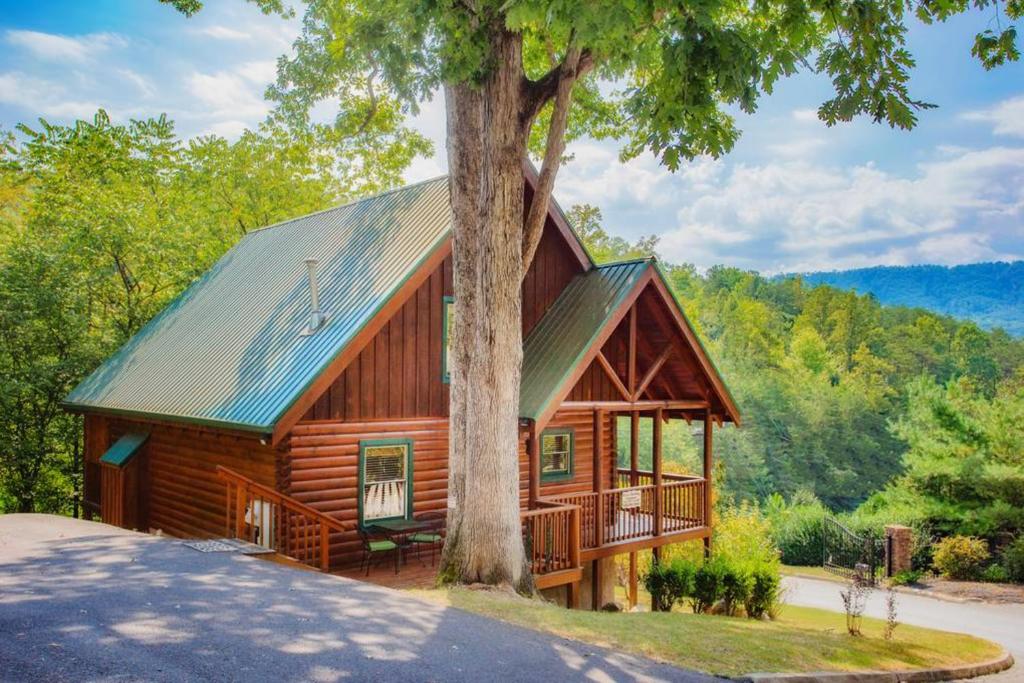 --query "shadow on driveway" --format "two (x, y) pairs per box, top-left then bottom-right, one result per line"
(0, 514), (717, 682)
